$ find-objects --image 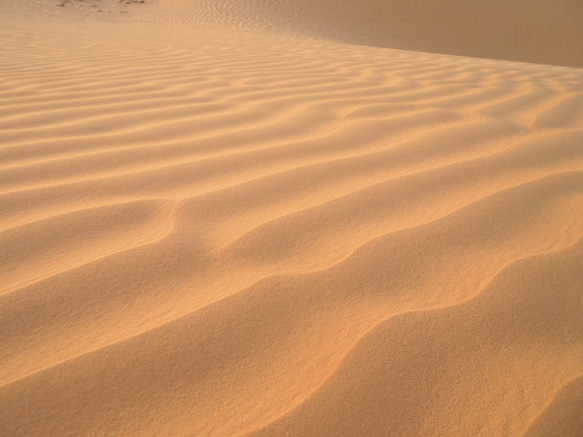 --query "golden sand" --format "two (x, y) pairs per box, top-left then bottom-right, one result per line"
(1, 1), (582, 435)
